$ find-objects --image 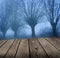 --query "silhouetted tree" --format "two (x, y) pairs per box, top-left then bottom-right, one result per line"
(0, 0), (13, 37)
(44, 0), (60, 36)
(10, 0), (20, 37)
(22, 0), (45, 37)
